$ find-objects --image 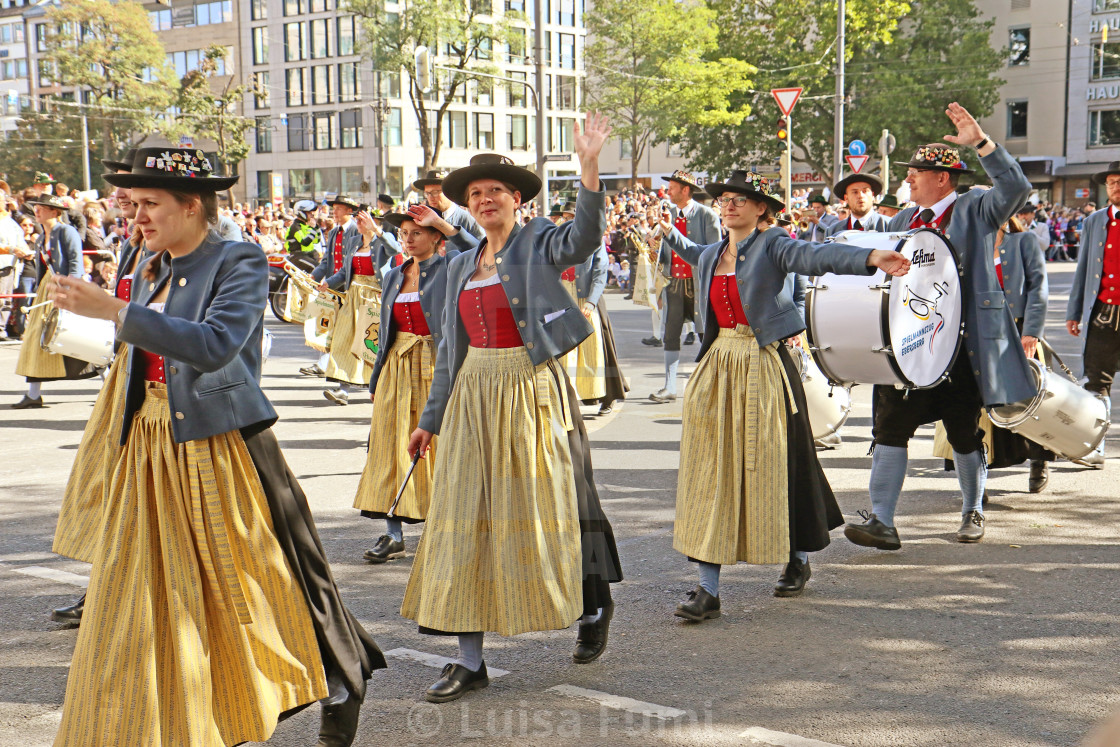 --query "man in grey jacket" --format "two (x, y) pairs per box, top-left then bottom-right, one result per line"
(414, 169), (484, 239)
(845, 103), (1033, 549)
(649, 169), (720, 402)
